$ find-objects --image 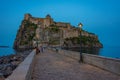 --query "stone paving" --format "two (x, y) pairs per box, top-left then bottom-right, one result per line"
(32, 50), (120, 80)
